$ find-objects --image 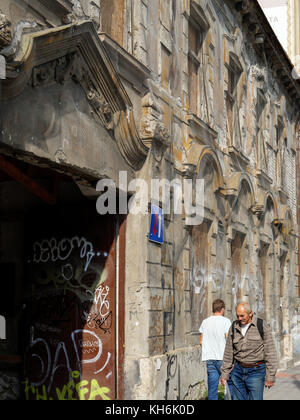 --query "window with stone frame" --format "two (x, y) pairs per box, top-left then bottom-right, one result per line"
(231, 231), (246, 308)
(280, 137), (288, 192)
(256, 88), (268, 172)
(187, 2), (209, 116)
(191, 220), (211, 330)
(275, 115), (287, 190)
(226, 53), (243, 149)
(161, 44), (172, 92)
(259, 241), (270, 319)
